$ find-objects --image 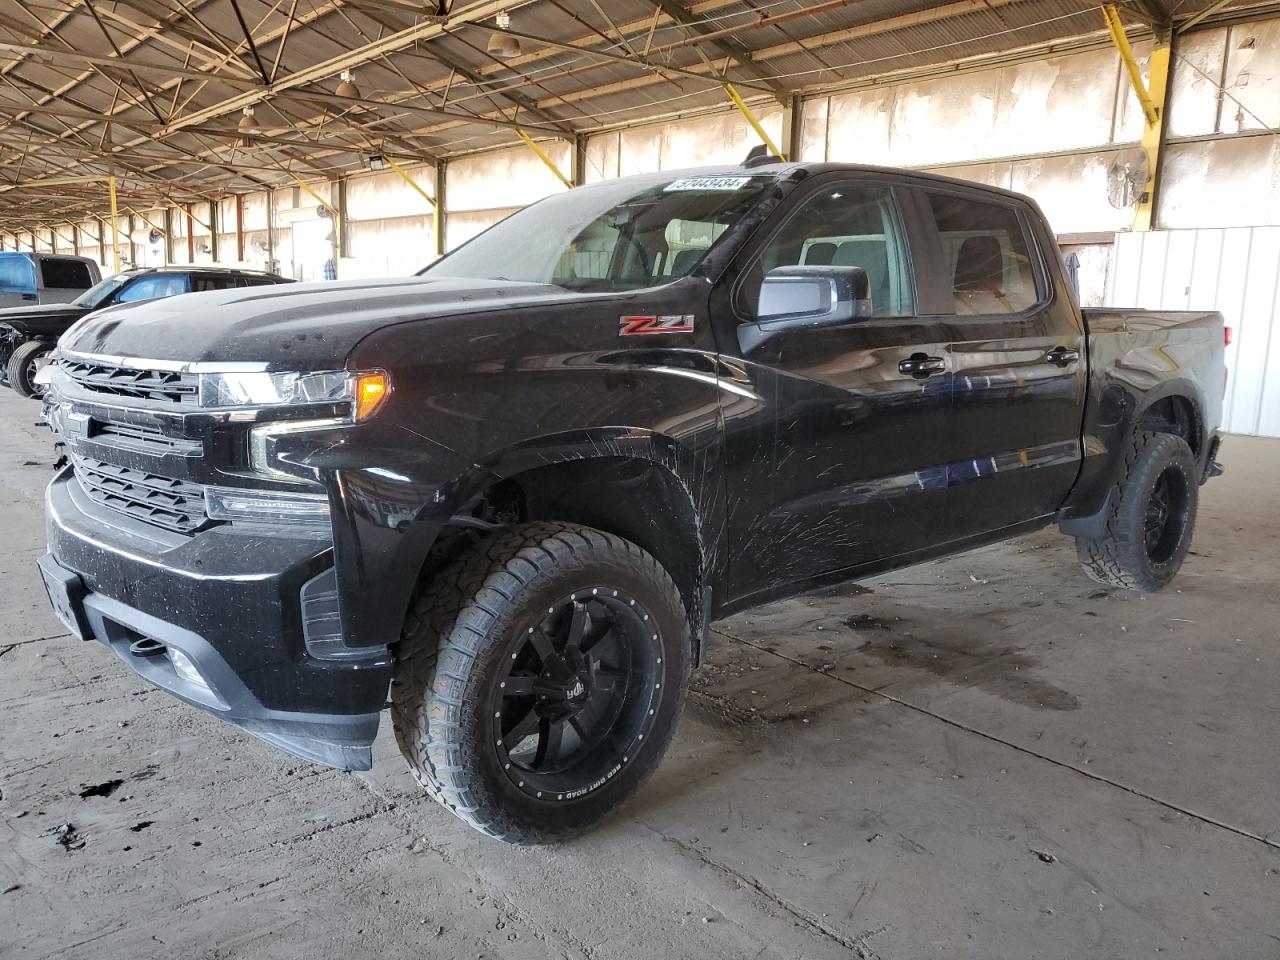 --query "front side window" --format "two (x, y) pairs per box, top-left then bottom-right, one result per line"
(116, 274), (190, 303)
(72, 274), (129, 308)
(41, 258), (93, 290)
(420, 174), (773, 293)
(926, 192), (1041, 316)
(739, 182), (913, 319)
